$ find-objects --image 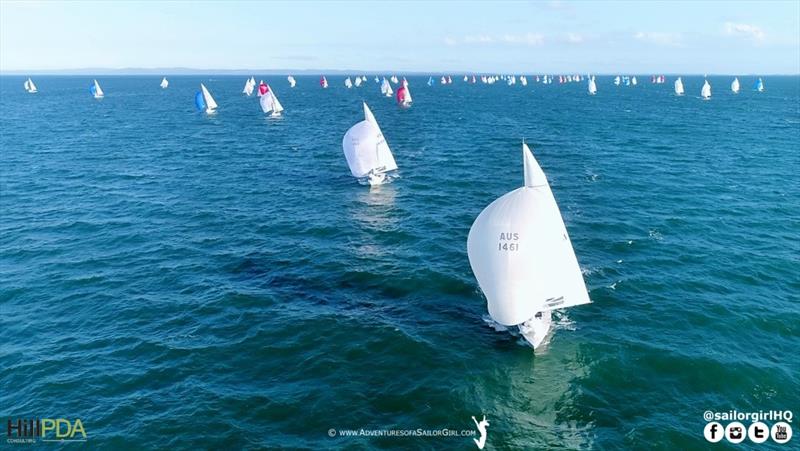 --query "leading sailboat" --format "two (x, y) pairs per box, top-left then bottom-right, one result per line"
(90, 79), (104, 99)
(195, 83), (218, 114)
(259, 84), (284, 117)
(342, 102), (398, 186)
(24, 78), (38, 93)
(467, 142), (591, 349)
